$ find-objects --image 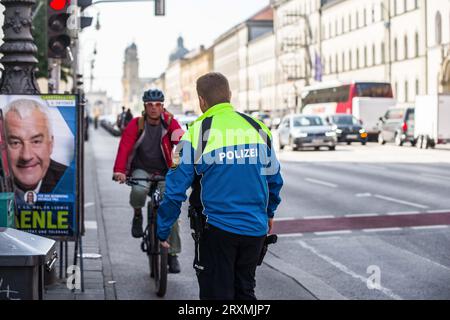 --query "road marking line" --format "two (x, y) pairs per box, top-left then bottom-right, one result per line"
(278, 233), (303, 238)
(314, 230), (352, 236)
(426, 209), (450, 214)
(355, 193), (372, 198)
(303, 215), (335, 220)
(363, 227), (403, 233)
(84, 202), (95, 208)
(344, 213), (379, 218)
(387, 211), (421, 216)
(305, 178), (338, 188)
(298, 240), (403, 300)
(374, 194), (429, 209)
(274, 217), (297, 221)
(411, 225), (449, 230)
(84, 221), (98, 230)
(421, 173), (450, 181)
